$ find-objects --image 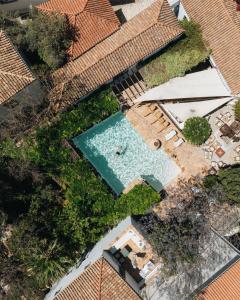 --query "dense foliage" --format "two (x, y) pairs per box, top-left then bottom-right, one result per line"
(141, 178), (210, 274)
(0, 10), (72, 70)
(234, 99), (240, 121)
(25, 11), (73, 70)
(0, 89), (160, 298)
(204, 166), (240, 203)
(183, 117), (211, 145)
(141, 20), (210, 87)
